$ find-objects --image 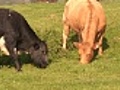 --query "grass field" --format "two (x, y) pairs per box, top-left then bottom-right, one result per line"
(0, 1), (120, 90)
